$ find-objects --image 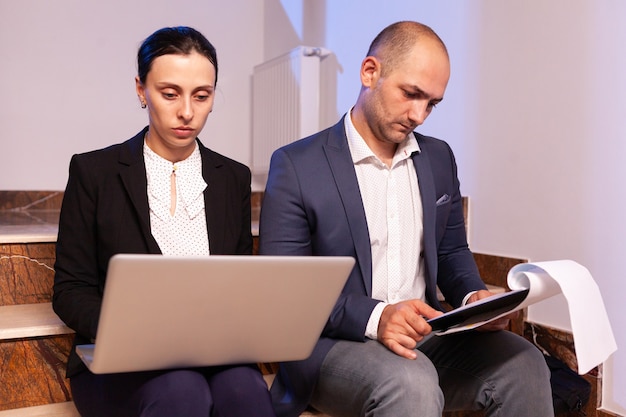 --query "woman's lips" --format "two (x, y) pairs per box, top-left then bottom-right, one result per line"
(172, 127), (195, 138)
